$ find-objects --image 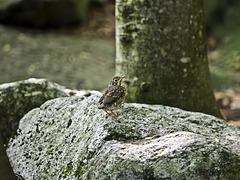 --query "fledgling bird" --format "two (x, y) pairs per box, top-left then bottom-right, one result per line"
(98, 75), (126, 122)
